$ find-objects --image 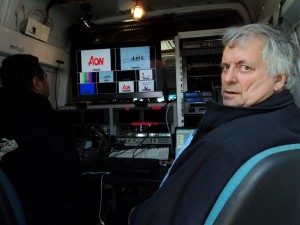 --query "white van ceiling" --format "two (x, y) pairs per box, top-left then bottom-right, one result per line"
(61, 0), (260, 23)
(59, 0), (288, 44)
